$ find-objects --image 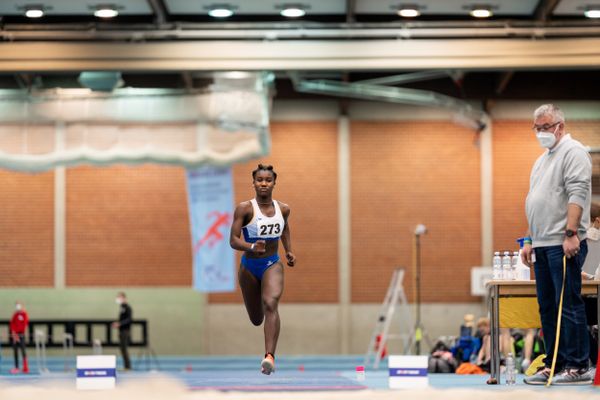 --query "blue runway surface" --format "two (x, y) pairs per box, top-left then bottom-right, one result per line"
(0, 356), (598, 392)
